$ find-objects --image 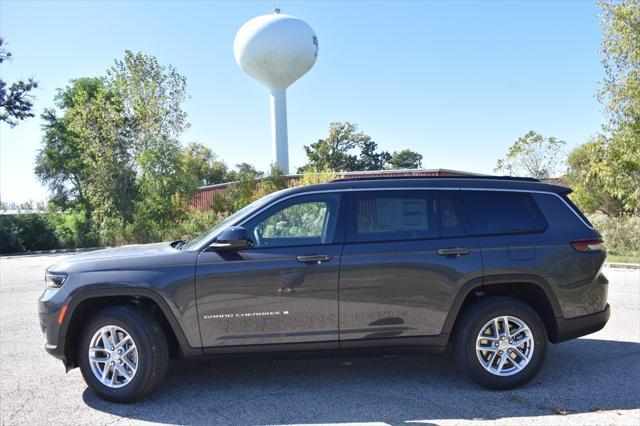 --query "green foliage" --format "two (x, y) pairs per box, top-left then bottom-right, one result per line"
(252, 164), (288, 200)
(108, 50), (188, 147)
(35, 77), (137, 221)
(0, 214), (58, 253)
(0, 38), (38, 127)
(259, 202), (327, 238)
(568, 1), (640, 215)
(169, 209), (228, 241)
(34, 51), (216, 246)
(299, 122), (392, 172)
(495, 130), (566, 179)
(567, 138), (627, 215)
(588, 212), (640, 260)
(389, 149), (423, 169)
(226, 163), (263, 211)
(298, 168), (339, 185)
(49, 211), (98, 249)
(181, 142), (234, 186)
(599, 0), (640, 132)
